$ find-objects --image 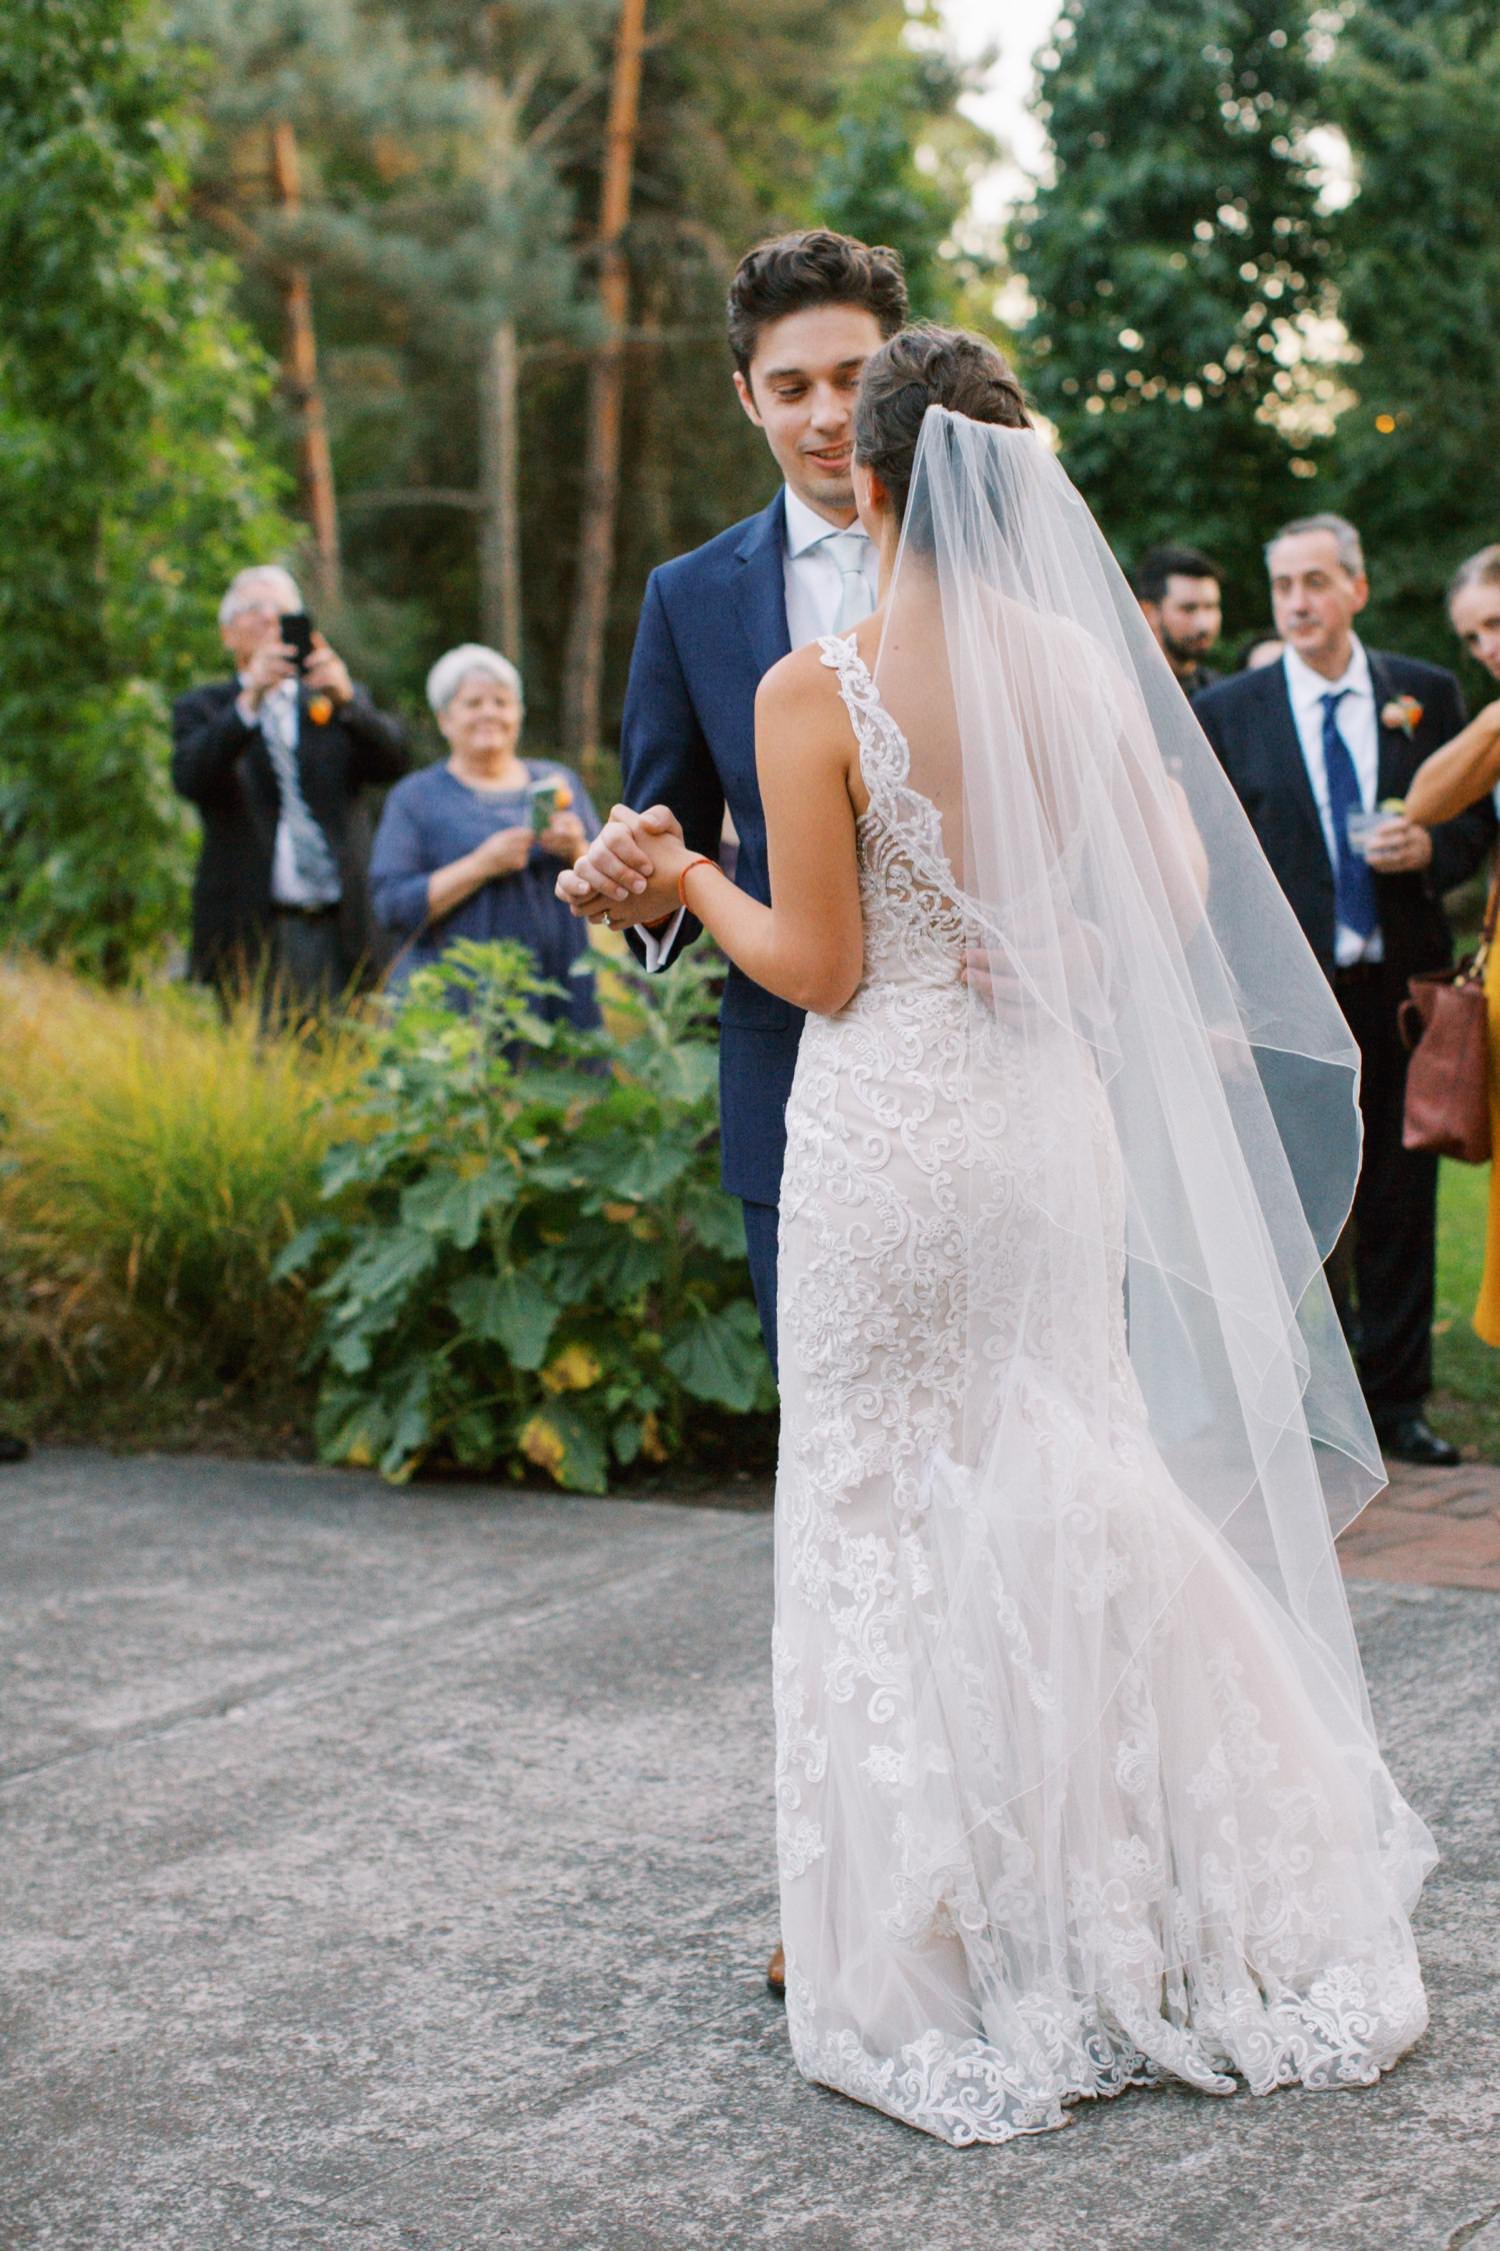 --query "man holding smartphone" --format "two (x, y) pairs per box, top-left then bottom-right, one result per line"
(172, 565), (409, 1007)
